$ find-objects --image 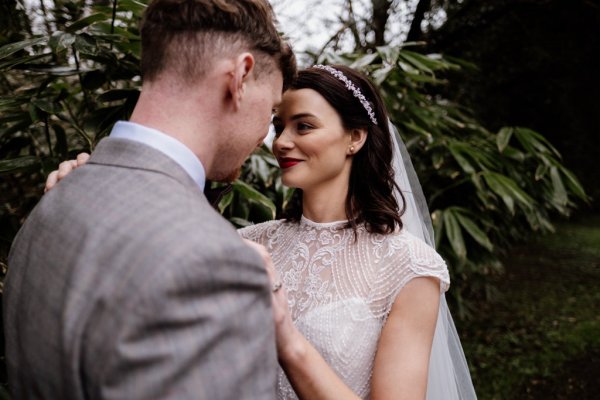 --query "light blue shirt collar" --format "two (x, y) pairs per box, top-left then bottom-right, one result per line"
(110, 121), (206, 191)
